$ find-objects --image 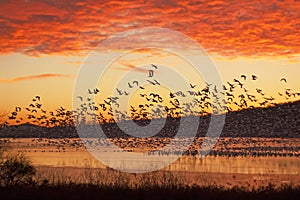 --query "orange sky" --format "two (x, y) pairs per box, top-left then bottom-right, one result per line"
(0, 0), (299, 57)
(0, 0), (300, 123)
